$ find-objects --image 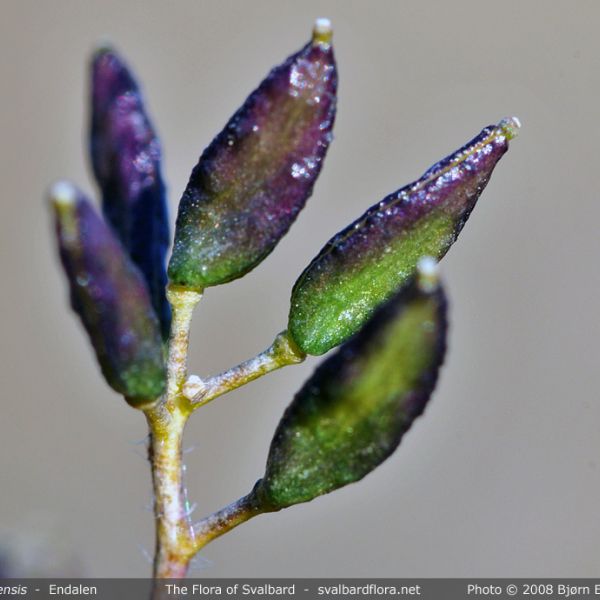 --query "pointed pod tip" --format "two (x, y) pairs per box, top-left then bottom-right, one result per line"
(498, 116), (521, 141)
(49, 180), (77, 209)
(91, 38), (116, 60)
(416, 256), (440, 293)
(312, 17), (333, 46)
